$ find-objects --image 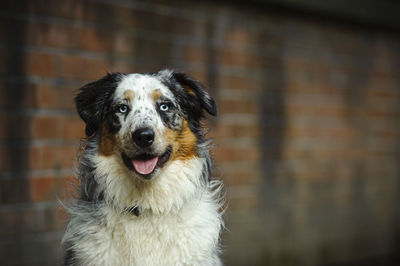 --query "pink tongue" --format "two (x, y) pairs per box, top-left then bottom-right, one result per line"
(132, 157), (158, 175)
